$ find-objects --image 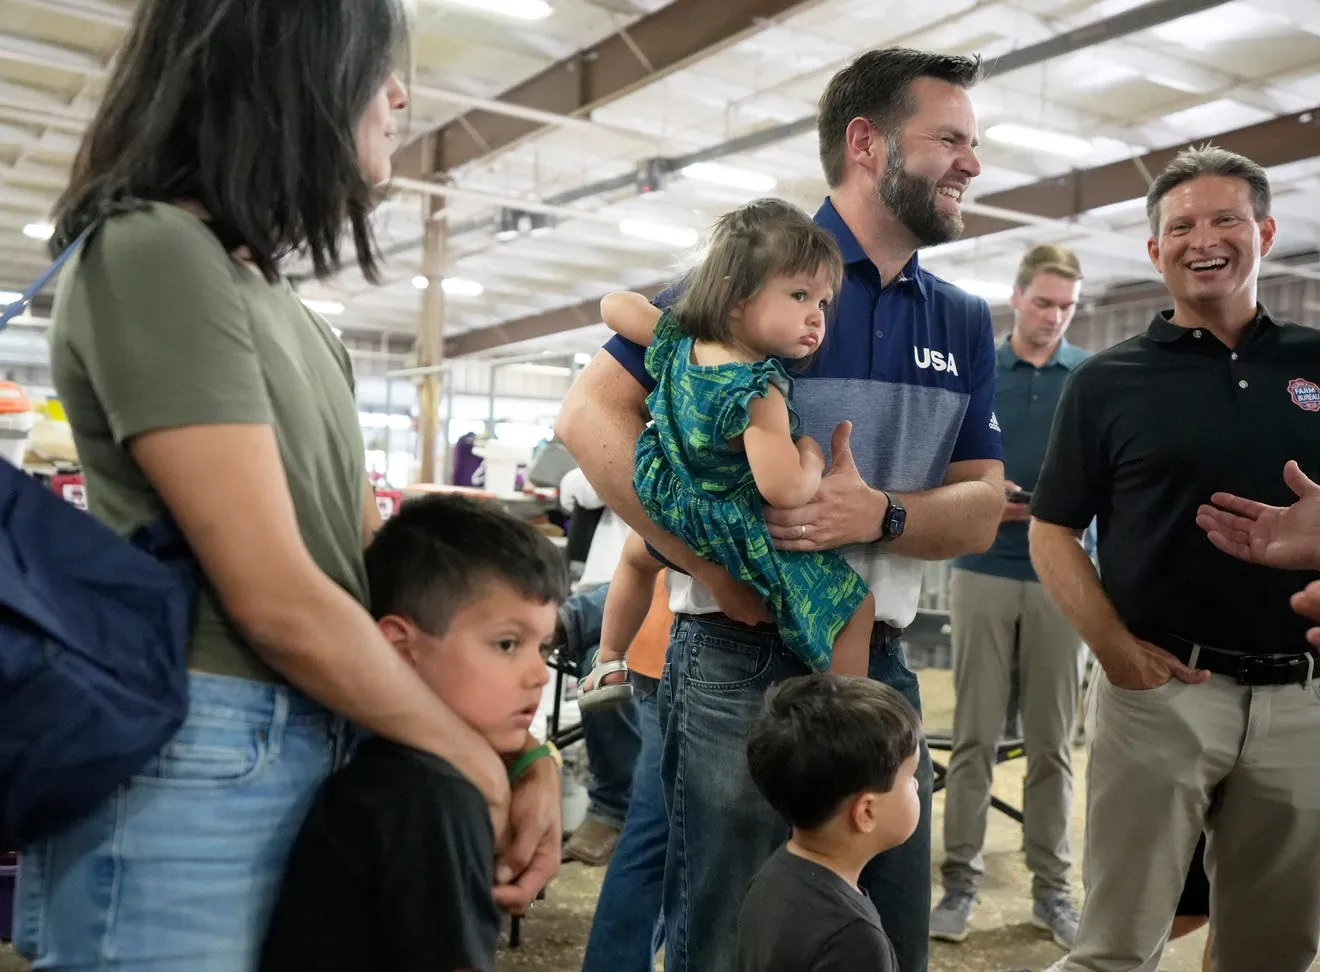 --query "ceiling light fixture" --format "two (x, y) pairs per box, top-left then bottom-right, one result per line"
(0, 290), (21, 305)
(680, 162), (778, 192)
(636, 158), (669, 196)
(412, 275), (430, 290)
(22, 222), (54, 241)
(441, 0), (552, 21)
(300, 298), (346, 316)
(442, 277), (485, 297)
(494, 208), (520, 242)
(985, 123), (1093, 158)
(953, 279), (1014, 301)
(619, 219), (699, 248)
(513, 363), (573, 377)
